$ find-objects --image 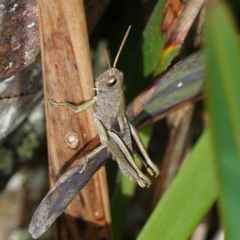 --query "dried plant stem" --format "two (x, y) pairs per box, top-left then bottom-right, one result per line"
(152, 105), (194, 208)
(38, 0), (111, 239)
